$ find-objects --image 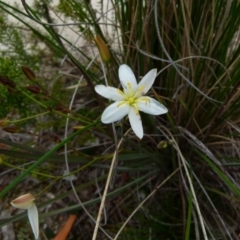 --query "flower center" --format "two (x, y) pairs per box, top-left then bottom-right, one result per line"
(128, 97), (135, 105)
(117, 82), (148, 115)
